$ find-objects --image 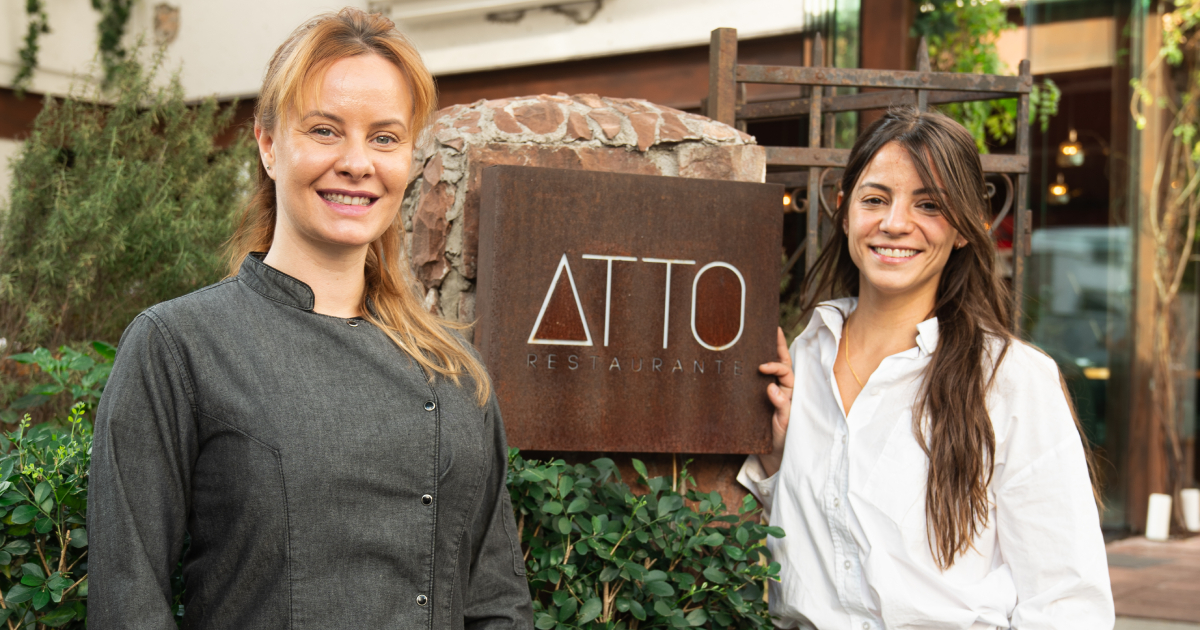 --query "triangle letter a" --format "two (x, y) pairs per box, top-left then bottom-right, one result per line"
(528, 254), (594, 346)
